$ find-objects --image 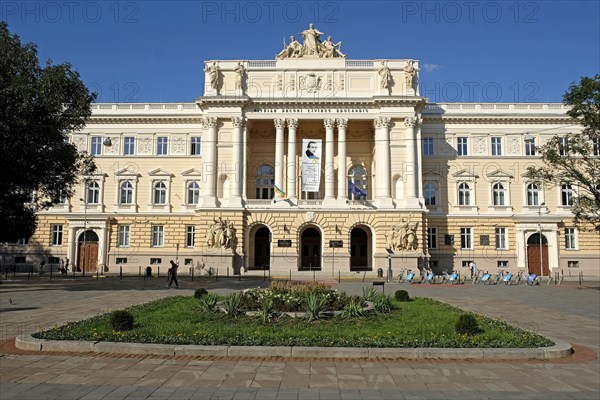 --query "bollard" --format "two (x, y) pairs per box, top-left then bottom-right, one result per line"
(96, 268), (99, 280)
(158, 266), (160, 277)
(138, 266), (141, 277)
(268, 268), (271, 282)
(289, 270), (292, 281)
(313, 270), (316, 282)
(263, 269), (266, 282)
(50, 265), (52, 280)
(579, 271), (583, 286)
(191, 266), (194, 281)
(144, 269), (146, 281)
(238, 269), (241, 281)
(216, 269), (218, 281)
(227, 267), (229, 277)
(338, 271), (341, 283)
(28, 266), (31, 279)
(120, 266), (122, 280)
